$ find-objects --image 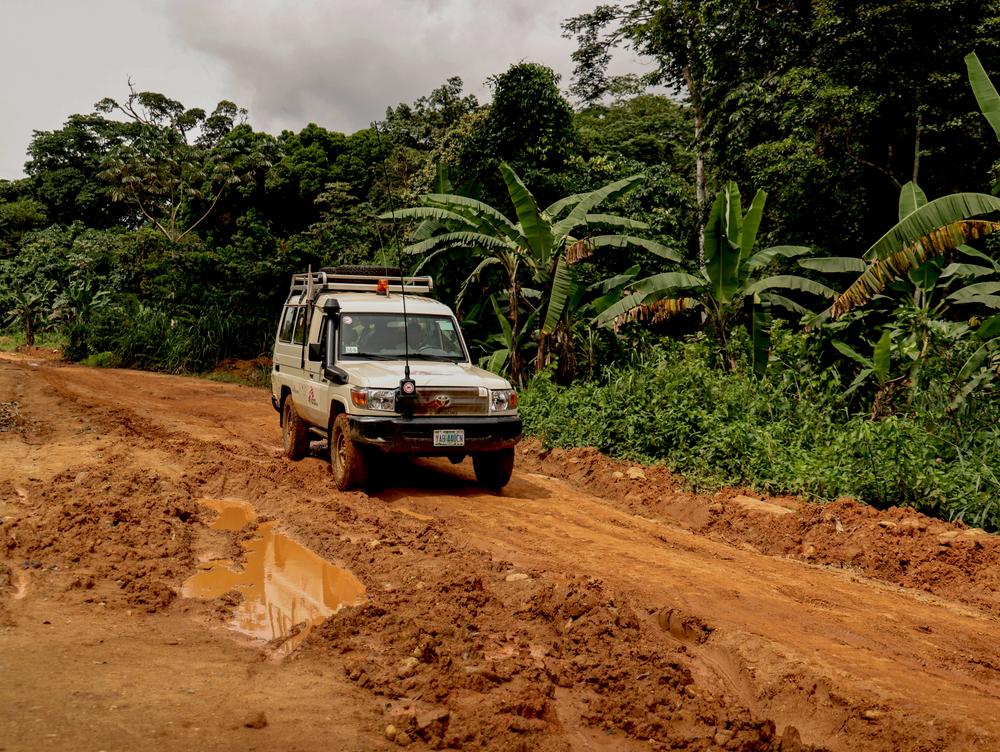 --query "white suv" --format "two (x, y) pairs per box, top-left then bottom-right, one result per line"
(270, 267), (522, 490)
